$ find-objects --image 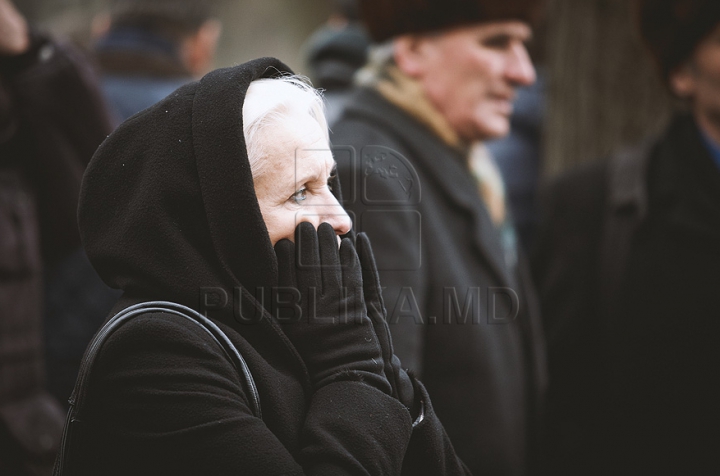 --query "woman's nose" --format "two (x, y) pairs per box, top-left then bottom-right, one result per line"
(326, 209), (352, 236)
(316, 190), (352, 236)
(325, 203), (352, 236)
